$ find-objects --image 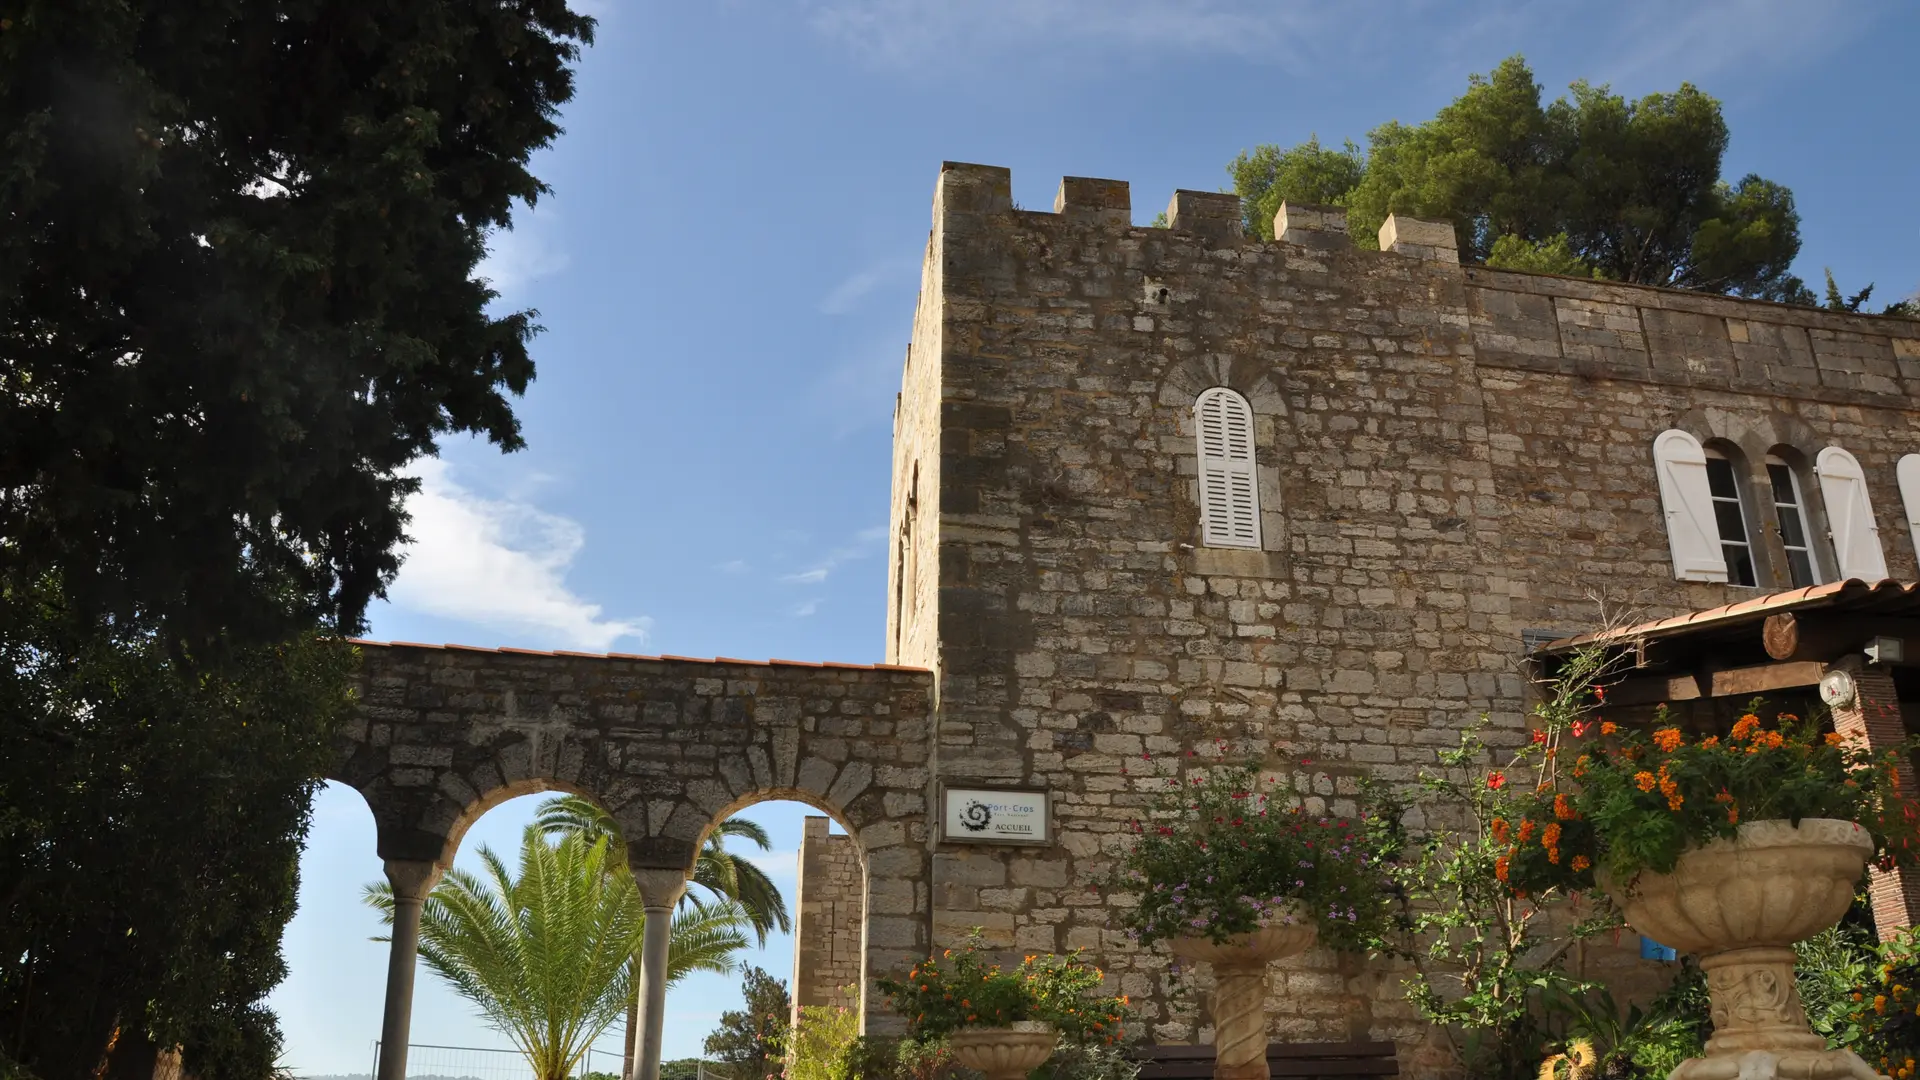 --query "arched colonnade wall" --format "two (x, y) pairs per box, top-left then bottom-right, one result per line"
(330, 641), (936, 1080)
